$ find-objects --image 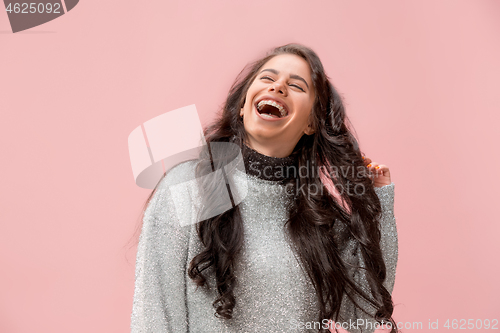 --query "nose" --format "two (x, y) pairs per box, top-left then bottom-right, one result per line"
(268, 80), (287, 96)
